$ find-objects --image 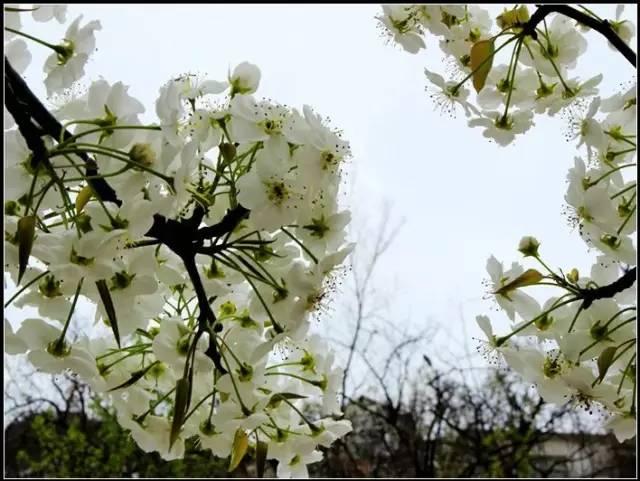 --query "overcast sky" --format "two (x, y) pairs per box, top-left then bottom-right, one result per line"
(6, 4), (637, 383)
